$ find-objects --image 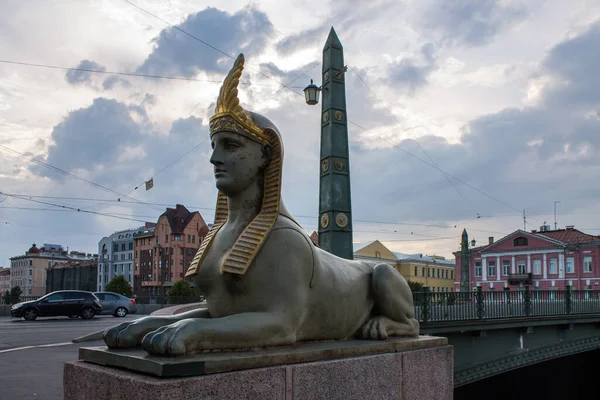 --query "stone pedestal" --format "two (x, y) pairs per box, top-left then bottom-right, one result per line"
(64, 336), (453, 400)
